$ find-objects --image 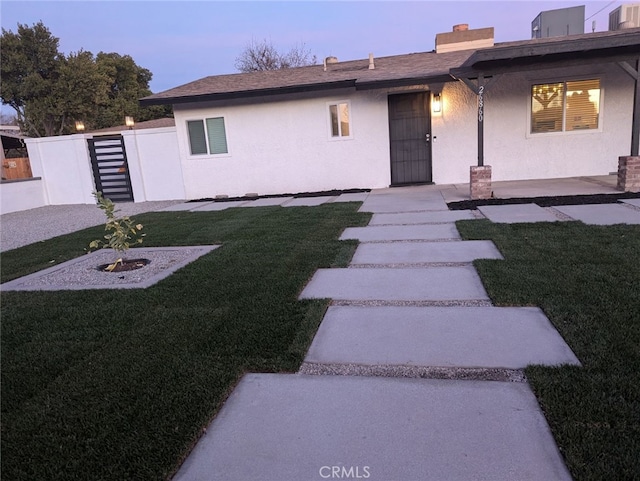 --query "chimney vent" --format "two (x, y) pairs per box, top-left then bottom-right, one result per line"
(435, 25), (494, 53)
(325, 56), (339, 64)
(368, 53), (375, 70)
